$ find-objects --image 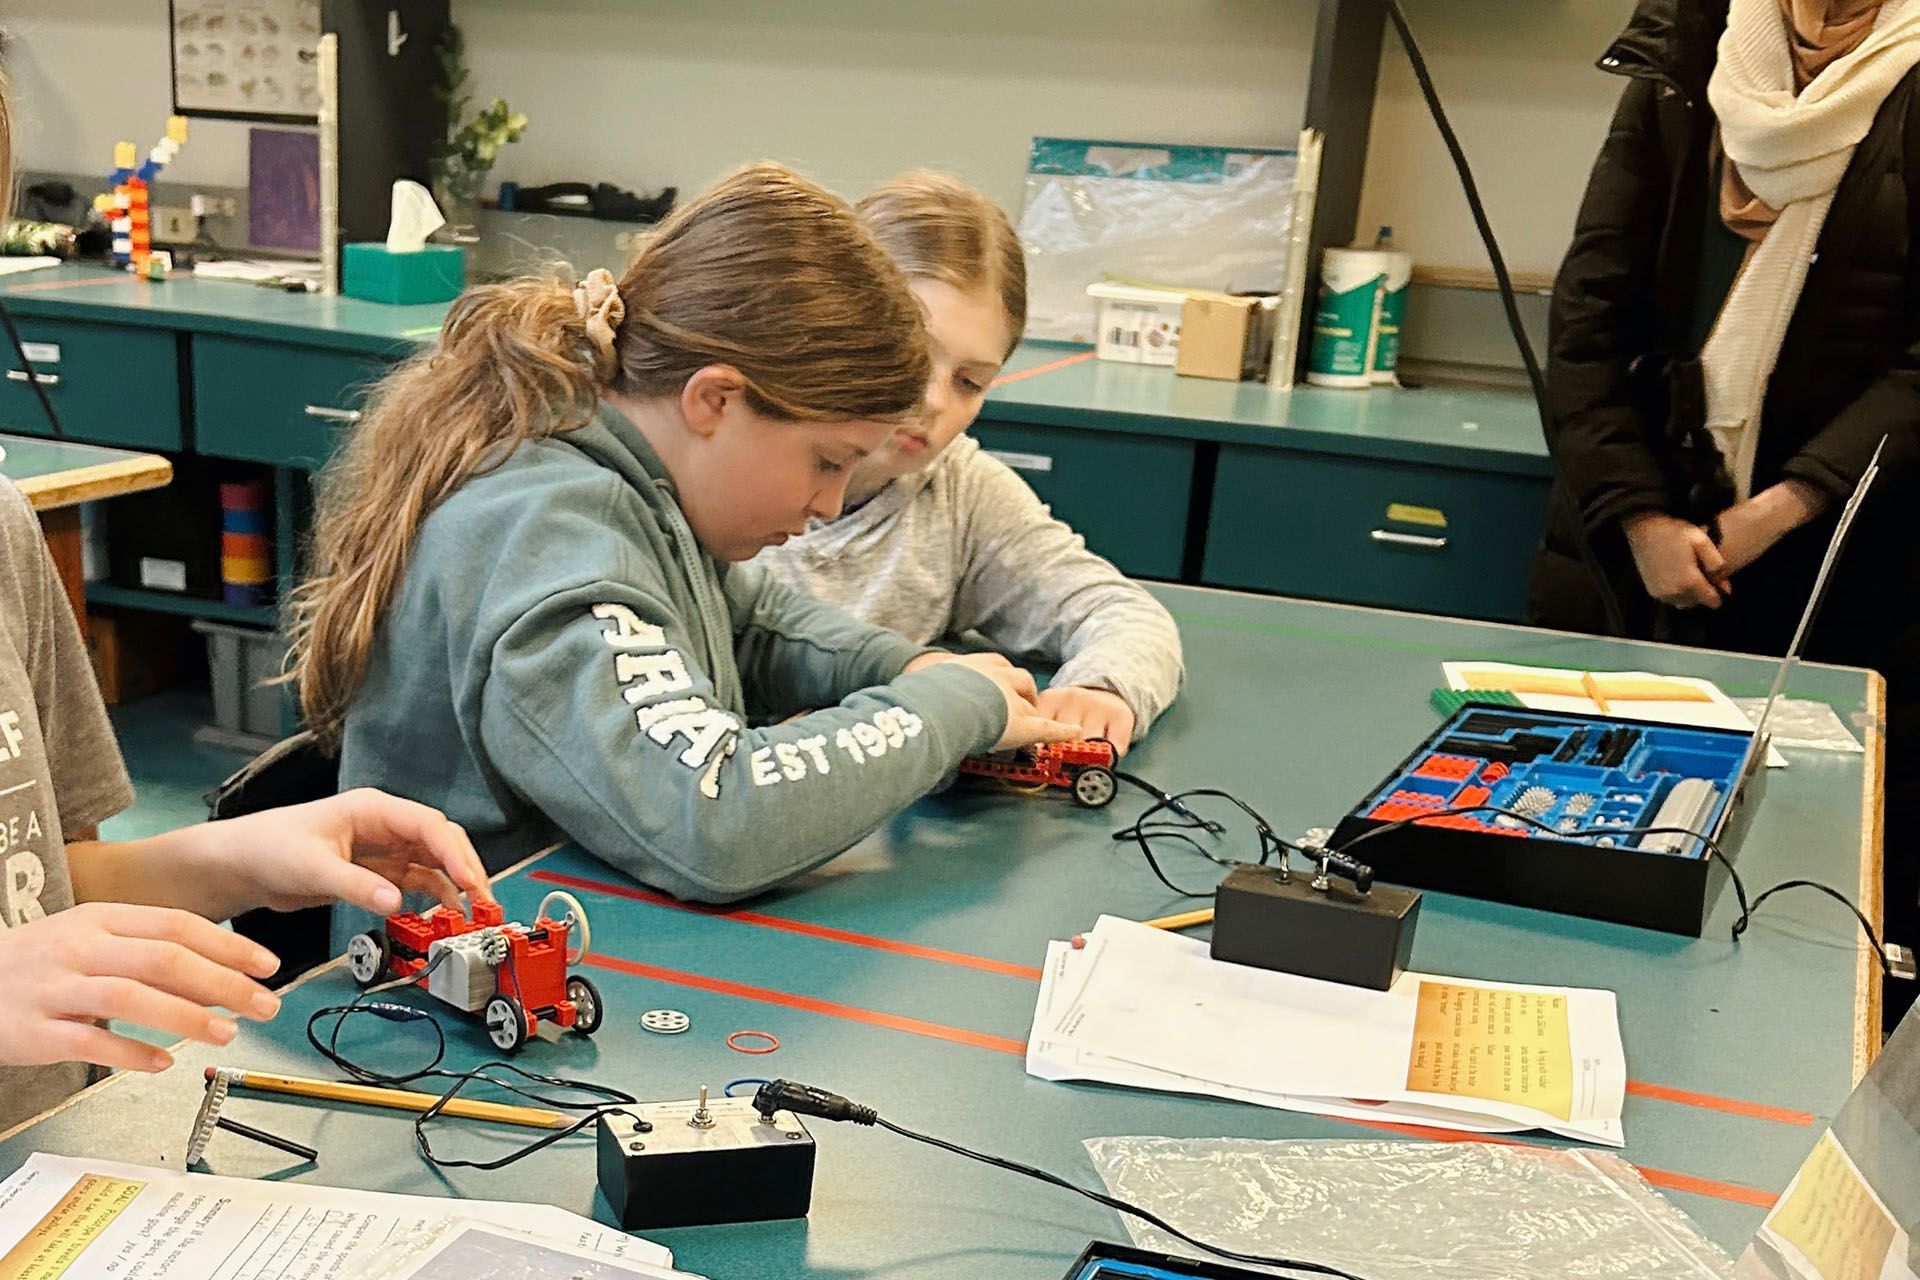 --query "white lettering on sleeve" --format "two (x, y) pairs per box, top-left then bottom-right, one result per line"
(750, 748), (780, 788)
(616, 650), (694, 704)
(592, 603), (667, 650)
